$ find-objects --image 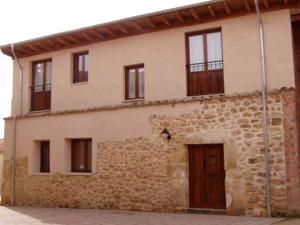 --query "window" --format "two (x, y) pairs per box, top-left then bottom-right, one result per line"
(40, 141), (50, 173)
(125, 64), (144, 100)
(31, 59), (52, 111)
(73, 51), (89, 83)
(186, 29), (224, 96)
(71, 139), (92, 173)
